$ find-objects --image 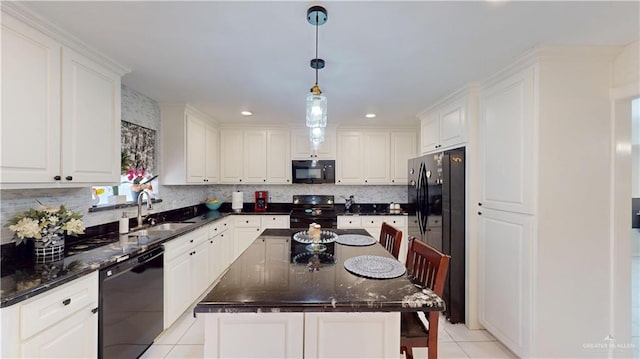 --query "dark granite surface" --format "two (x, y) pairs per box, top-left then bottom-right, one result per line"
(336, 203), (412, 216)
(195, 228), (445, 314)
(0, 204), (293, 308)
